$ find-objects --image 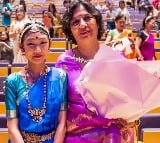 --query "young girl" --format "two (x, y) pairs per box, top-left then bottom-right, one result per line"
(0, 31), (13, 63)
(5, 21), (67, 143)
